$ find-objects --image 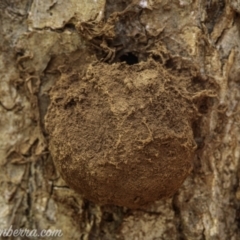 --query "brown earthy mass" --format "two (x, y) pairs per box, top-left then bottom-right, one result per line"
(45, 59), (212, 209)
